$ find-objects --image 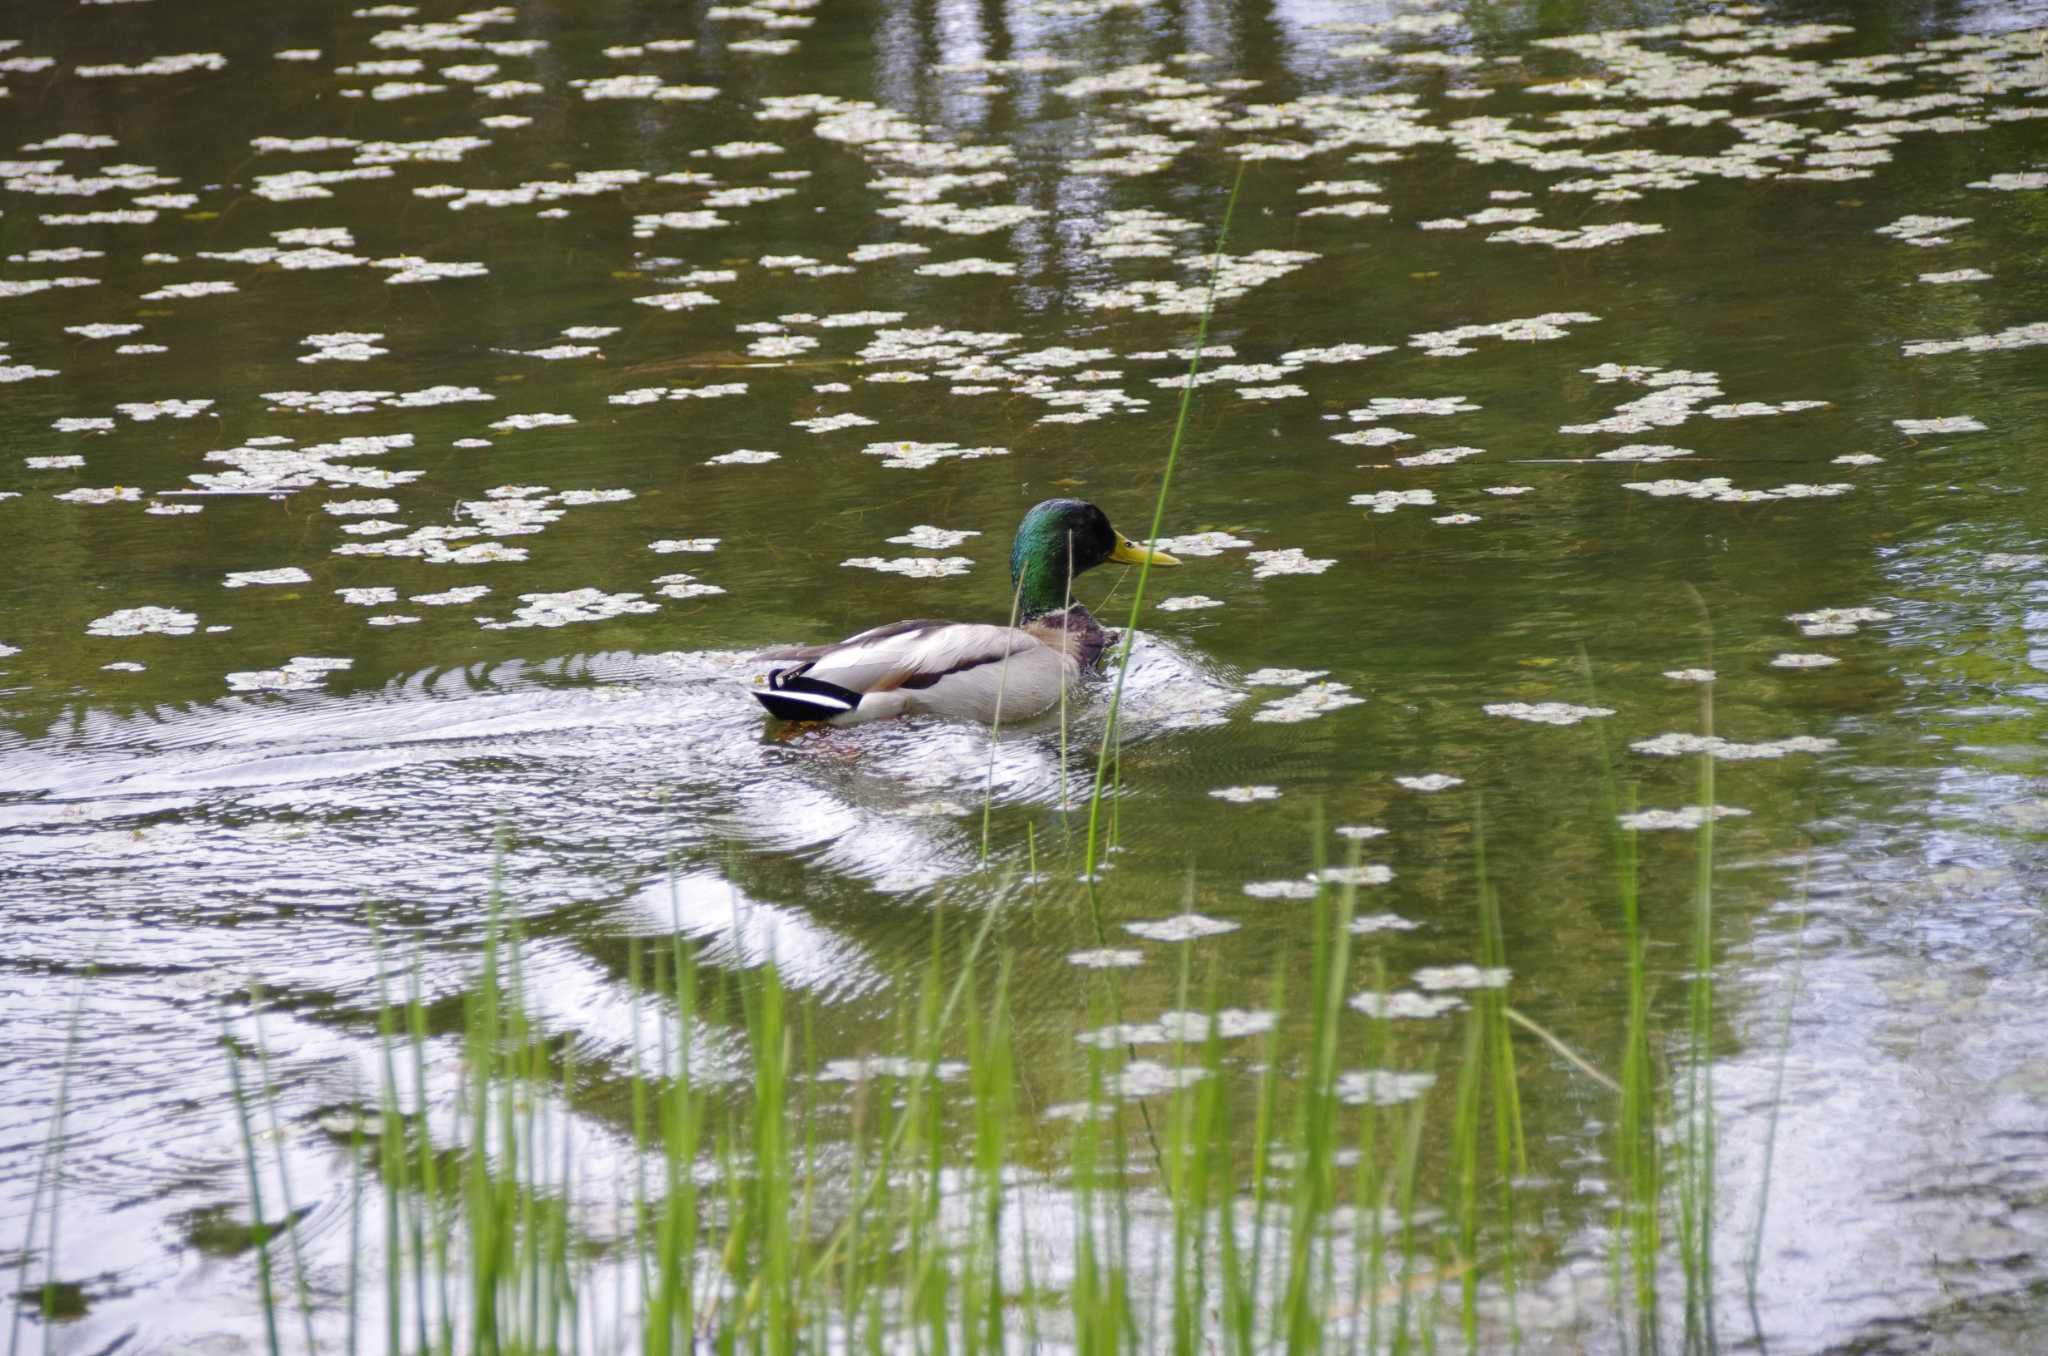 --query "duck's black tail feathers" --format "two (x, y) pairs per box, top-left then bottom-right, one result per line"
(752, 669), (863, 722)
